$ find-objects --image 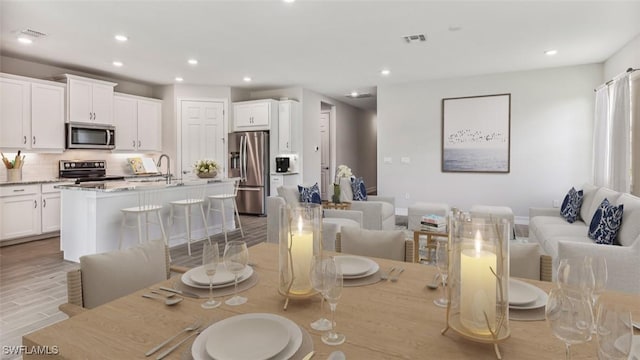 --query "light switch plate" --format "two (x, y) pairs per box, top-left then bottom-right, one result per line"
(383, 157), (392, 164)
(401, 157), (410, 164)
